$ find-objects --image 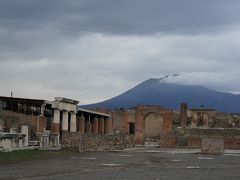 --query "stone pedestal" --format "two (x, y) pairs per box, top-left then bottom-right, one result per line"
(21, 125), (28, 147)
